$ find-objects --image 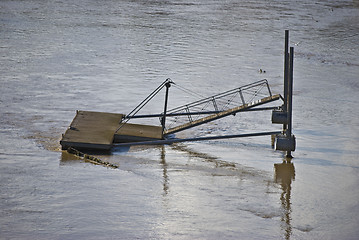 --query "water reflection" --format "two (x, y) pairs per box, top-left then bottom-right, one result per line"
(171, 144), (236, 168)
(274, 159), (295, 240)
(160, 145), (169, 196)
